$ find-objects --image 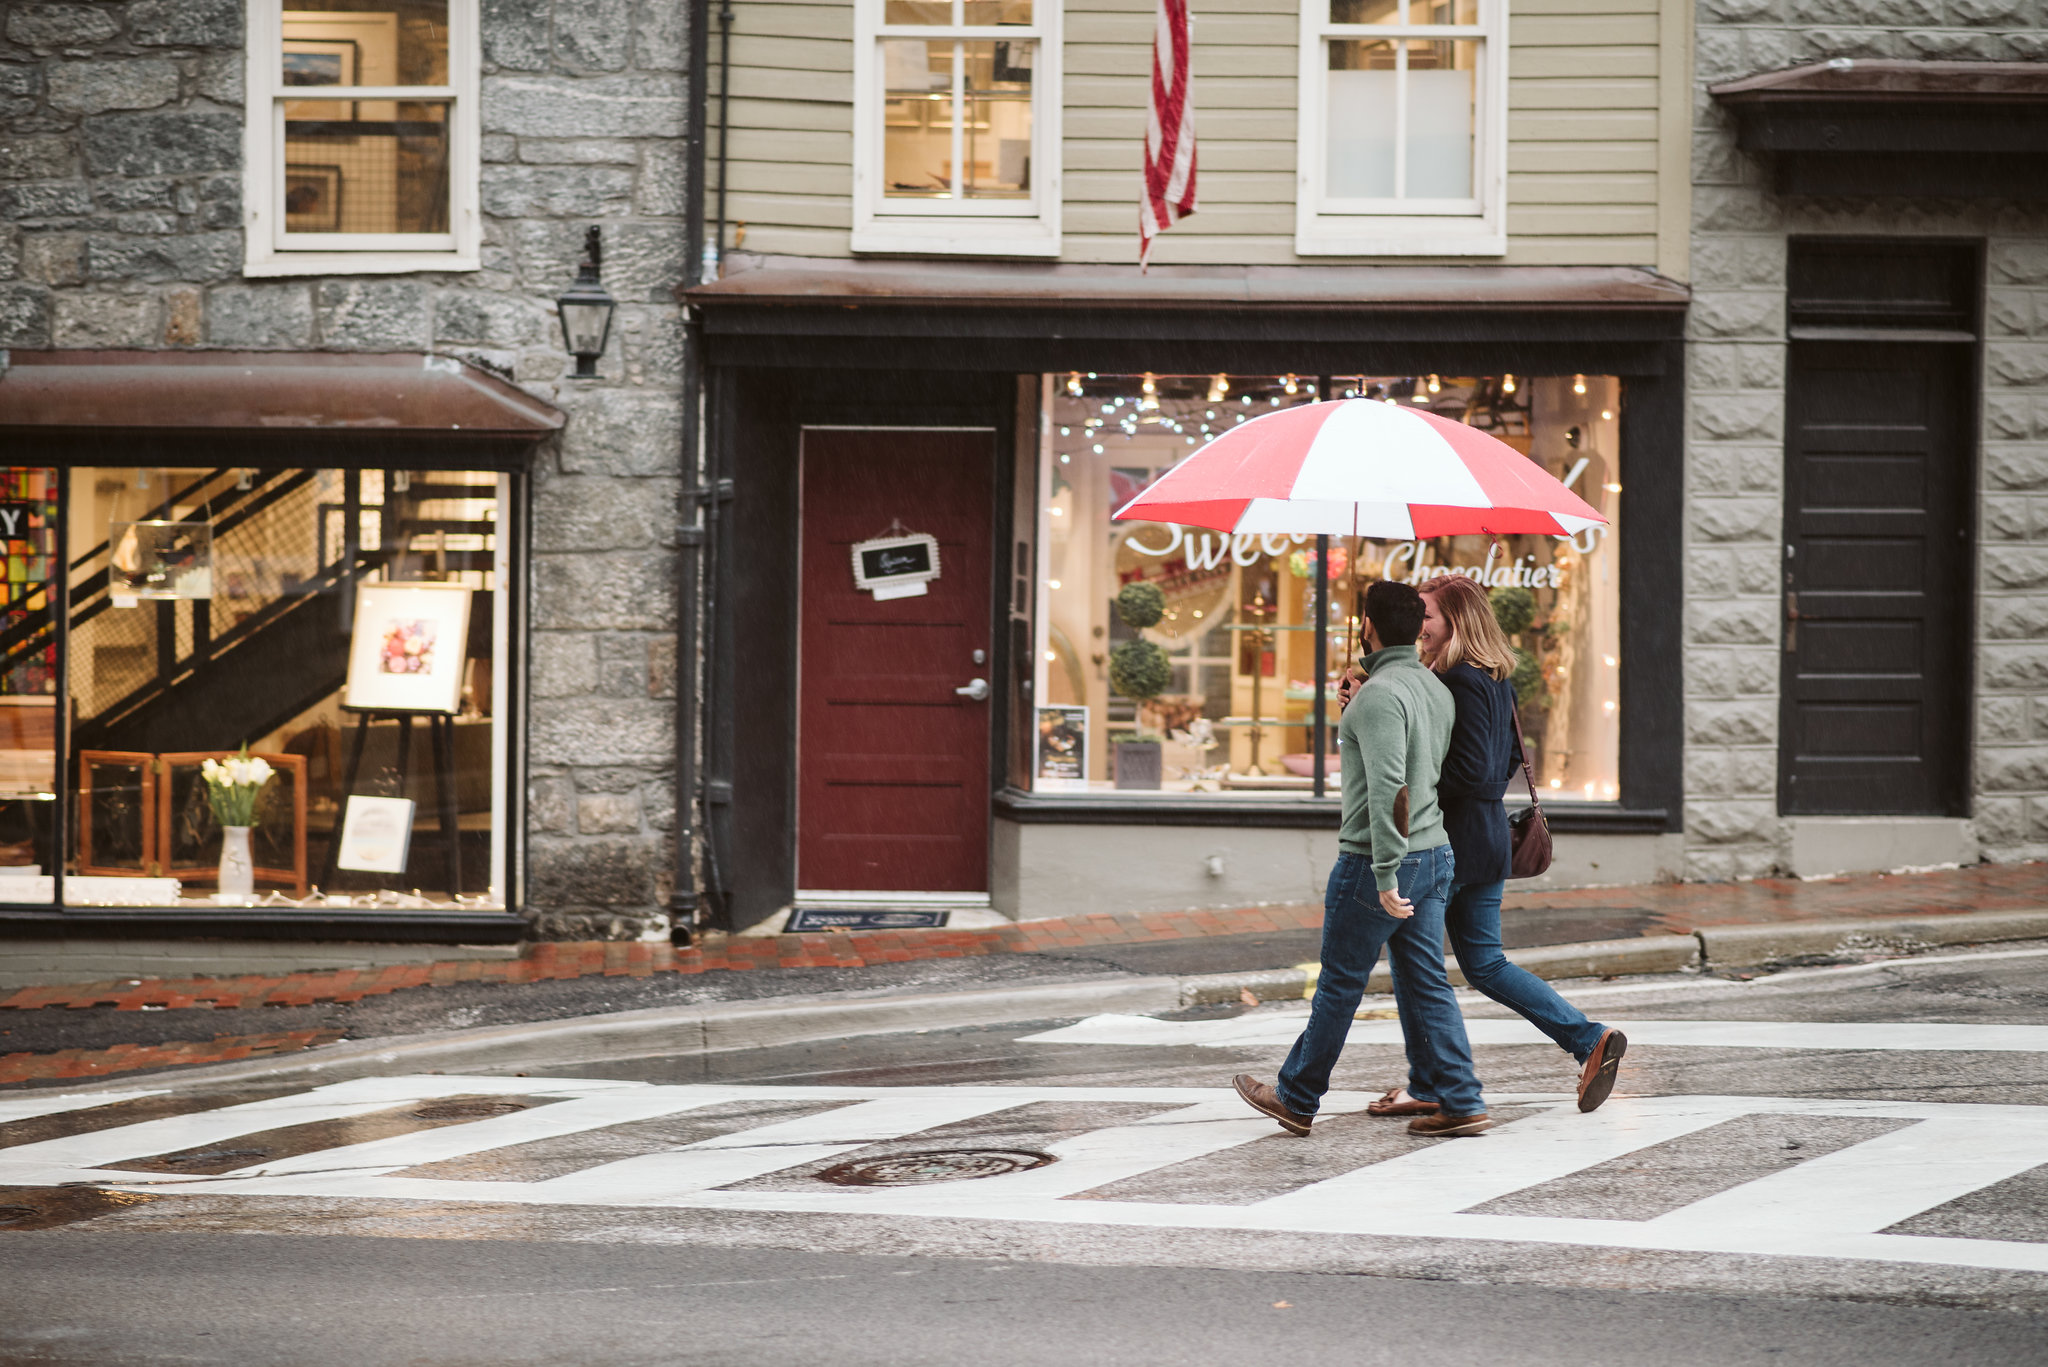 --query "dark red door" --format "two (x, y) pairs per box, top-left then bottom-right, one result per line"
(798, 430), (993, 892)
